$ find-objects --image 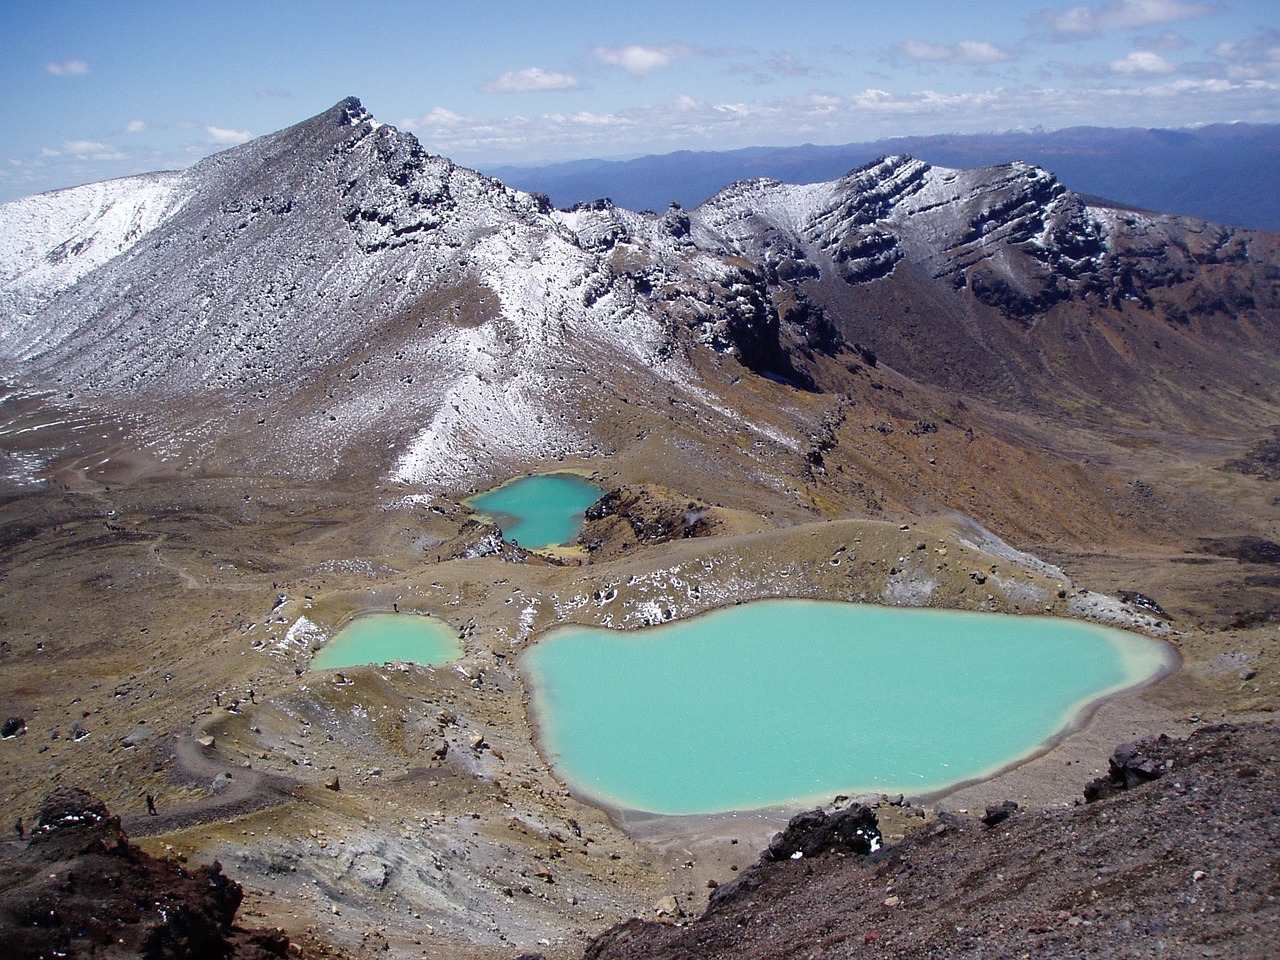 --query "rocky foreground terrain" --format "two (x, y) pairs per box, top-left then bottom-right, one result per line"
(0, 97), (1278, 958)
(3, 724), (1274, 959)
(583, 723), (1280, 959)
(0, 787), (296, 959)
